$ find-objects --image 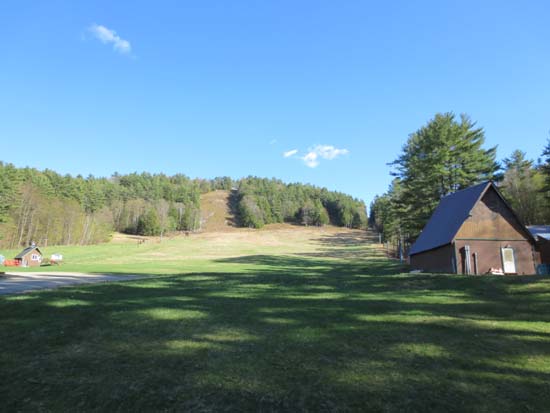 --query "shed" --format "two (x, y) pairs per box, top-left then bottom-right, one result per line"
(409, 181), (538, 275)
(527, 225), (550, 264)
(14, 246), (43, 267)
